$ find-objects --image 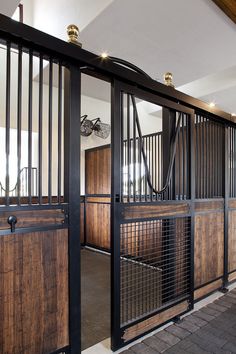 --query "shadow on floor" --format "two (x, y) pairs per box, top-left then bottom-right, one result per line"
(81, 248), (110, 351)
